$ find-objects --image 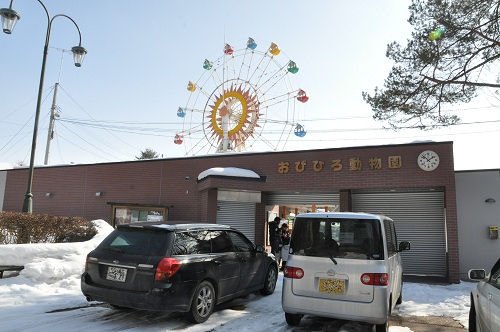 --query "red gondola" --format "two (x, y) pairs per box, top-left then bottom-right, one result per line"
(174, 134), (183, 145)
(297, 89), (309, 103)
(224, 44), (234, 55)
